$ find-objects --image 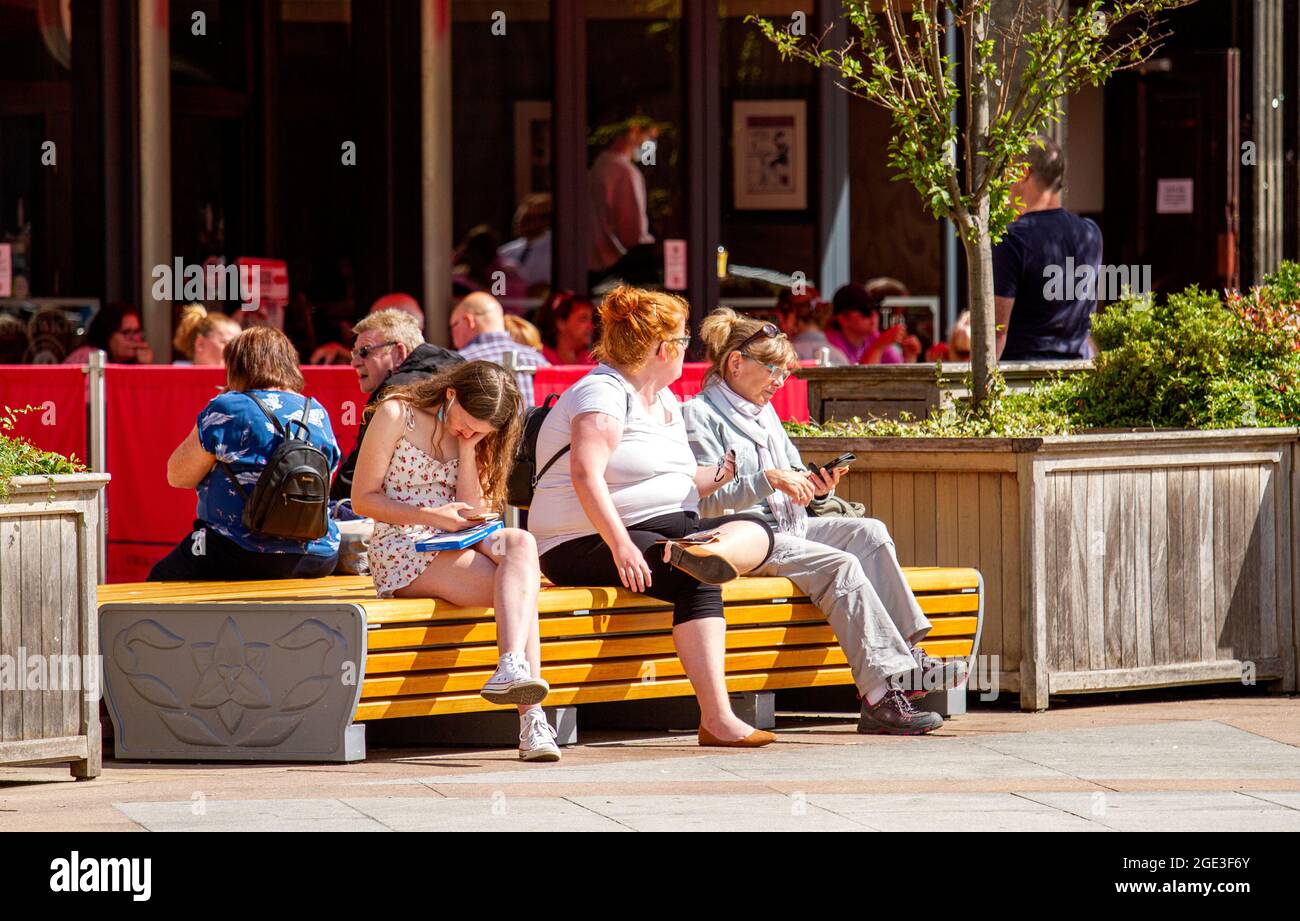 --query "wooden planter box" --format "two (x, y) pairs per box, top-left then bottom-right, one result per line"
(0, 473), (109, 777)
(794, 431), (1299, 710)
(797, 361), (1092, 423)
